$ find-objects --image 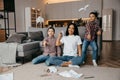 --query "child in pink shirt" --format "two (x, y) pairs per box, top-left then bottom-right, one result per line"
(32, 27), (61, 64)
